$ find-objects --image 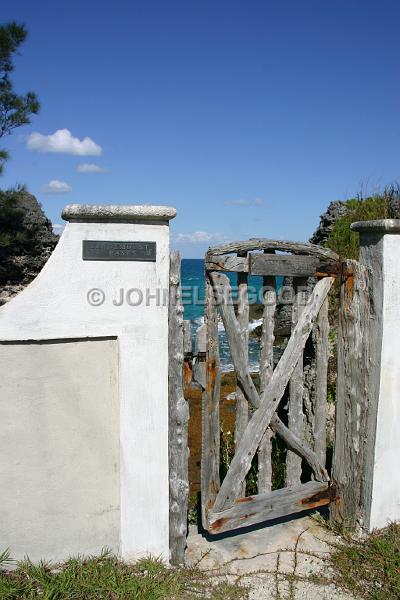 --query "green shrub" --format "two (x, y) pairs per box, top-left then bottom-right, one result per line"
(325, 193), (392, 259)
(0, 187), (28, 256)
